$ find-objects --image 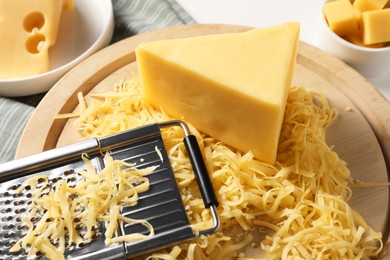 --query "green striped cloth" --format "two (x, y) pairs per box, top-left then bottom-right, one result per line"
(0, 0), (195, 163)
